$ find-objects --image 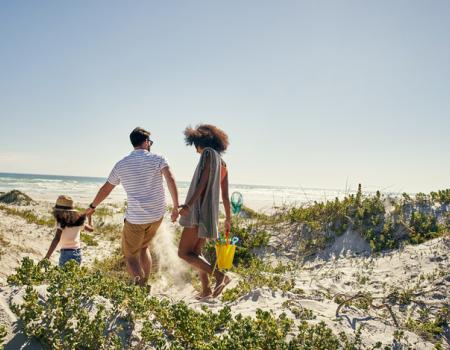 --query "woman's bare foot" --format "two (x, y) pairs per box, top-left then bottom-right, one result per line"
(213, 275), (231, 298)
(195, 288), (212, 300)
